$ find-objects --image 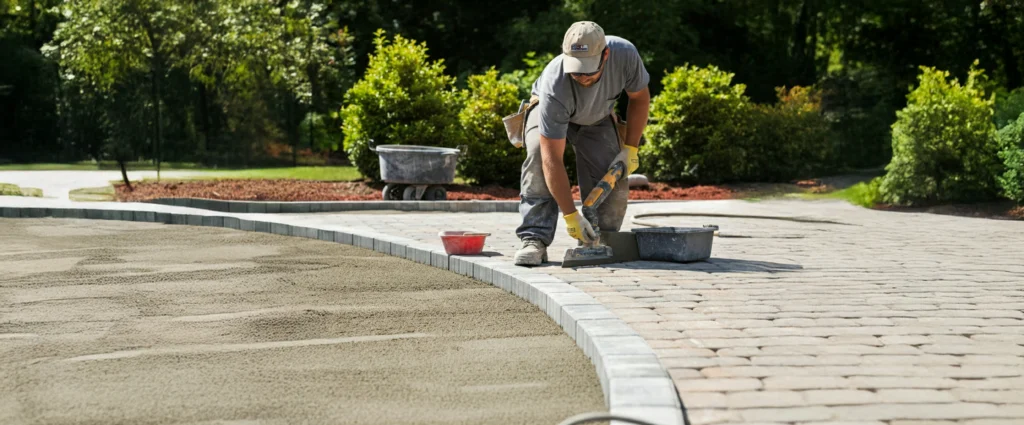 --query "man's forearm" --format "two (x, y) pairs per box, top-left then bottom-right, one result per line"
(540, 136), (577, 216)
(624, 90), (650, 147)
